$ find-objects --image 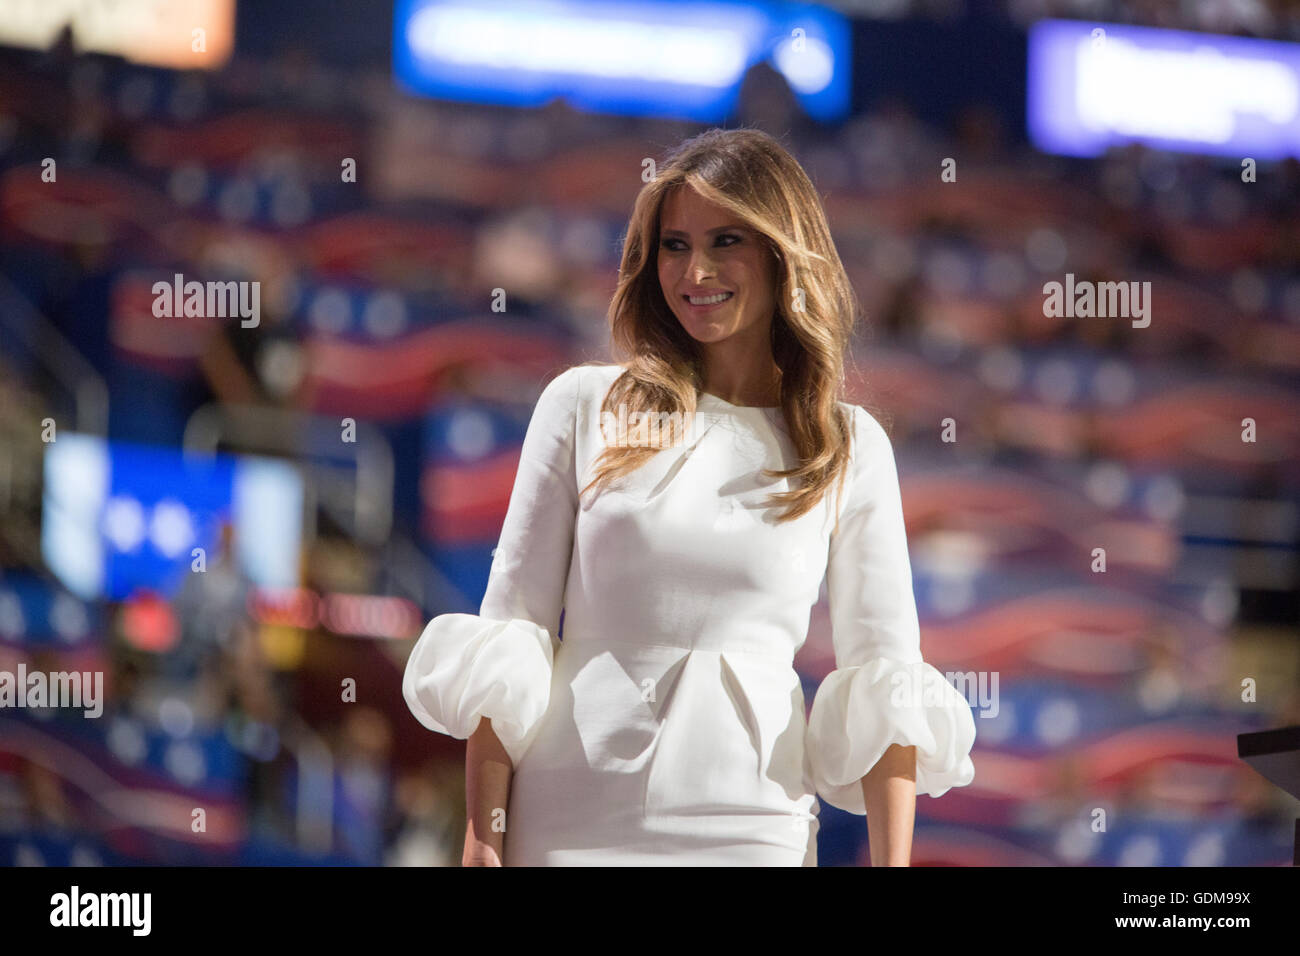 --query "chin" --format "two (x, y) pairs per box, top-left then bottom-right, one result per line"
(678, 321), (732, 345)
(673, 311), (730, 341)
